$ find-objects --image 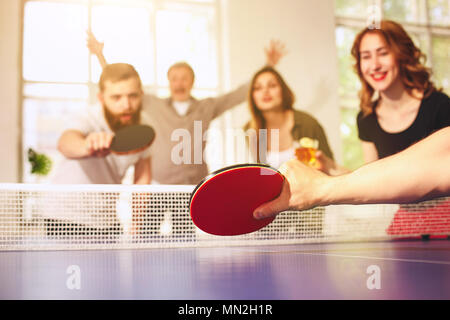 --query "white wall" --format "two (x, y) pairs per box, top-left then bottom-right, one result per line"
(0, 0), (21, 182)
(218, 0), (341, 165)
